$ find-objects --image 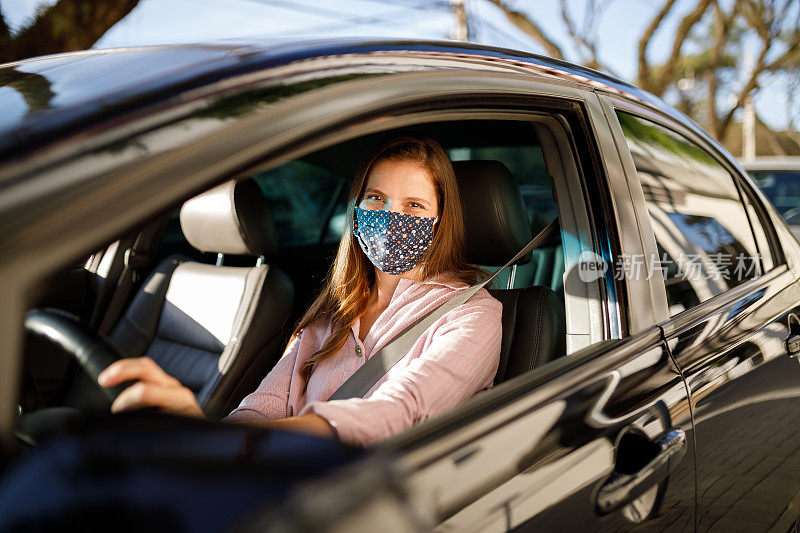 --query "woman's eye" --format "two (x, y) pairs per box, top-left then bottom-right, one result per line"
(360, 195), (386, 210)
